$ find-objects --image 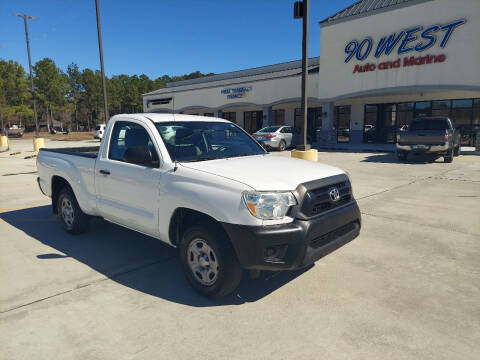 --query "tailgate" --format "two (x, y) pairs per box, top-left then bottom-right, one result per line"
(399, 131), (445, 145)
